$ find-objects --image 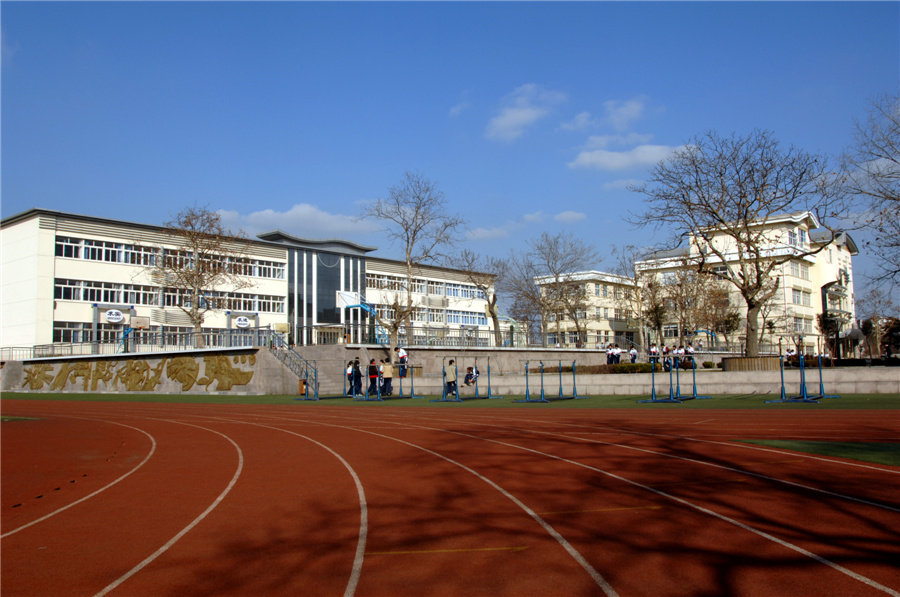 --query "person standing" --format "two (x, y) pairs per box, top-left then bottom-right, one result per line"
(352, 358), (363, 395)
(445, 359), (458, 397)
(381, 359), (393, 396)
(367, 359), (379, 396)
(649, 343), (659, 368)
(346, 361), (354, 396)
(629, 346), (637, 363)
